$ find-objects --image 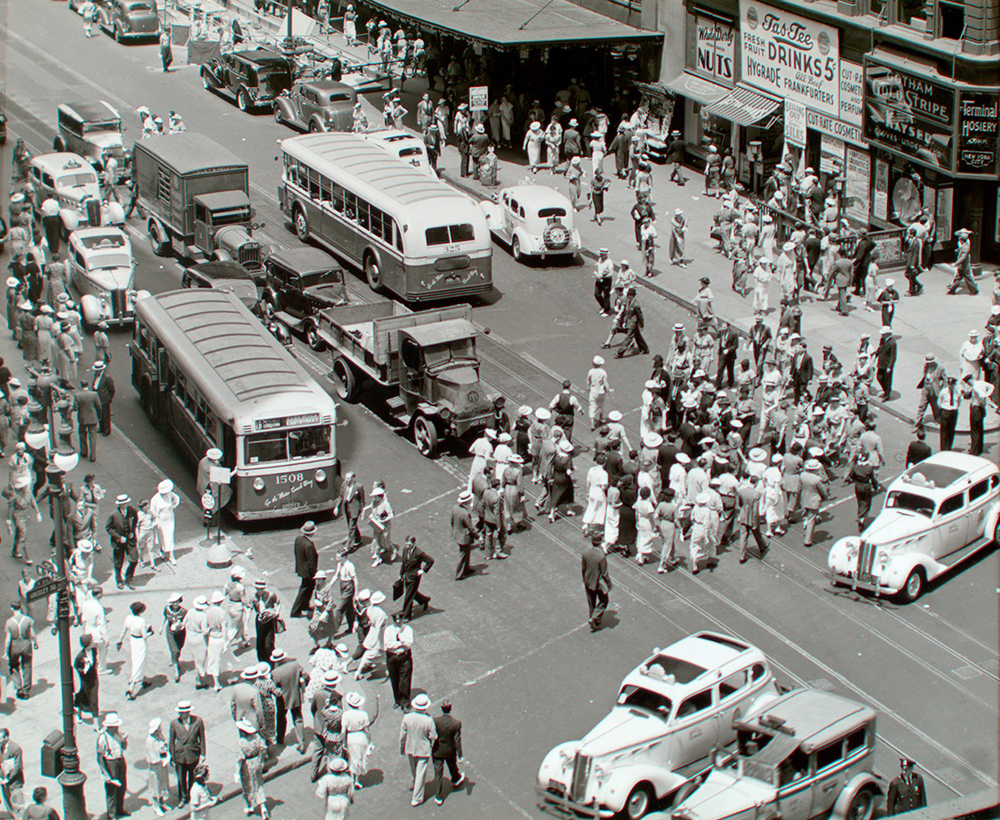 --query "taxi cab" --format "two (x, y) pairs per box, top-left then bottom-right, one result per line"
(537, 632), (780, 820)
(480, 184), (582, 263)
(828, 452), (1000, 602)
(666, 689), (881, 820)
(28, 153), (125, 234)
(67, 227), (149, 328)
